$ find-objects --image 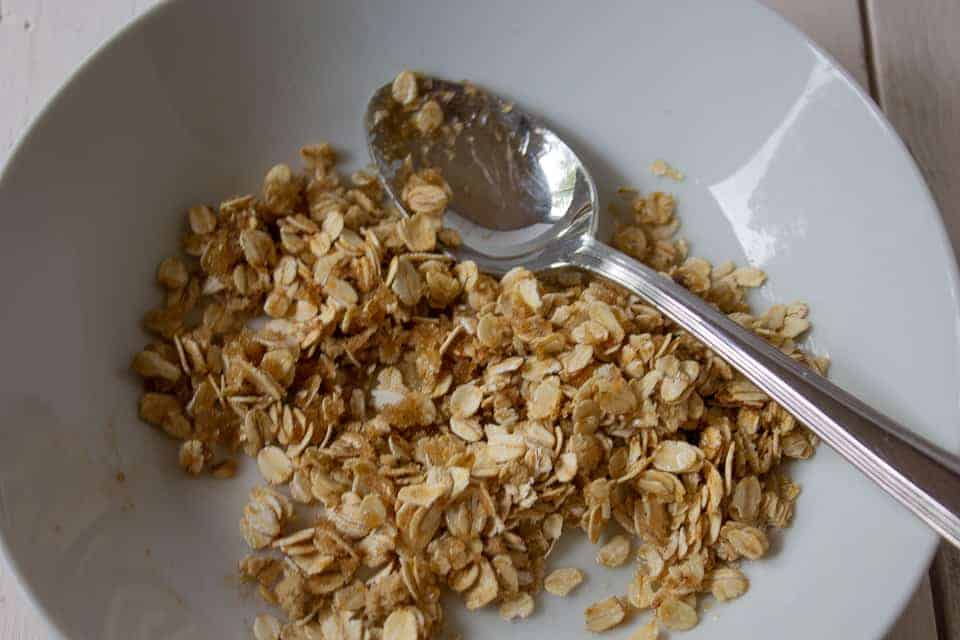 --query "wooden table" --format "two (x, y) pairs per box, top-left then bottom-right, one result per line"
(0, 1), (956, 637)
